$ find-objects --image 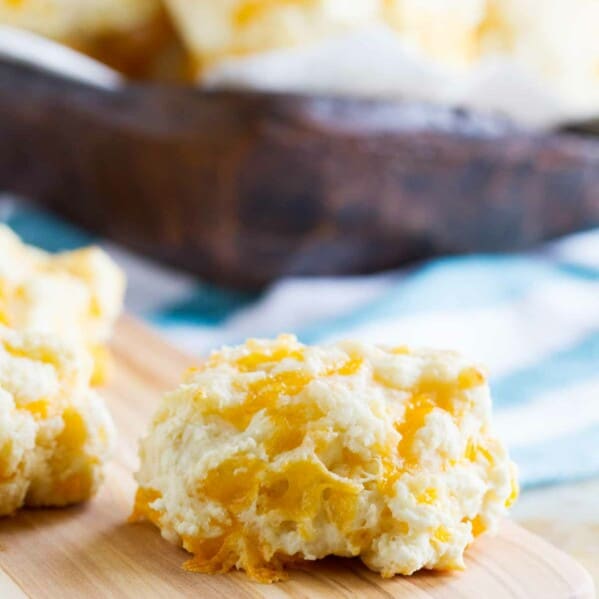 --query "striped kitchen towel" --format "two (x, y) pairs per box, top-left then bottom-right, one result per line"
(2, 196), (598, 489)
